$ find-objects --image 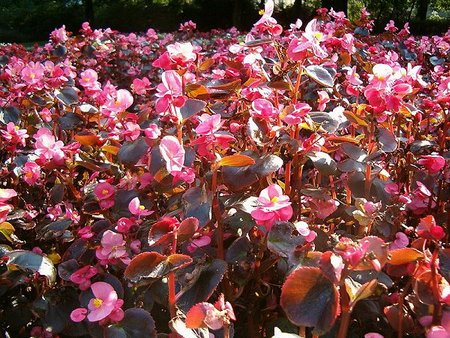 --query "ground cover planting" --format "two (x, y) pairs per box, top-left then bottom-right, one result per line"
(0, 1), (449, 337)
